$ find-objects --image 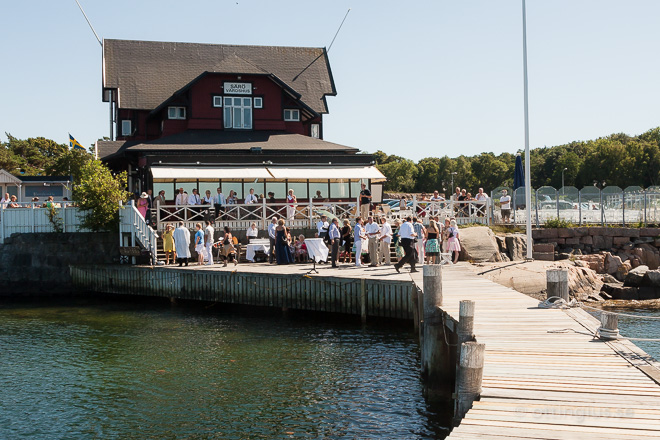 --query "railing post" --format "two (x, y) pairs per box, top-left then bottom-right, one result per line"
(308, 199), (313, 229)
(578, 190), (582, 226)
(0, 205), (4, 242)
(622, 191), (626, 227)
(556, 188), (560, 221)
(534, 188), (539, 227)
(546, 268), (569, 302)
(262, 199), (267, 230)
(644, 189), (648, 225)
(600, 190), (604, 226)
